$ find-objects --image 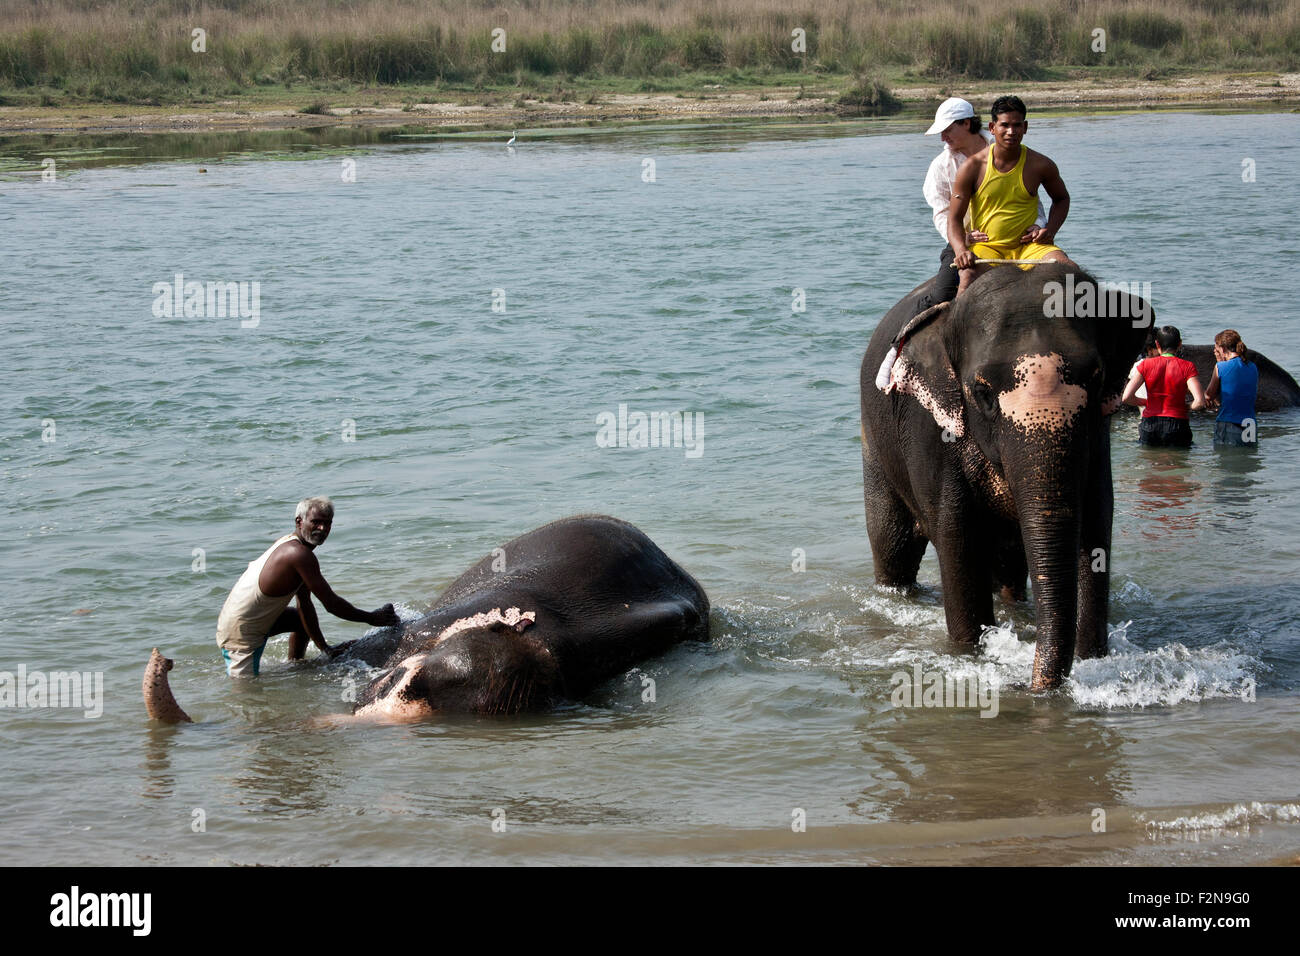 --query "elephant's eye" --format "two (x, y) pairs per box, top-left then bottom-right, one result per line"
(970, 379), (999, 418)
